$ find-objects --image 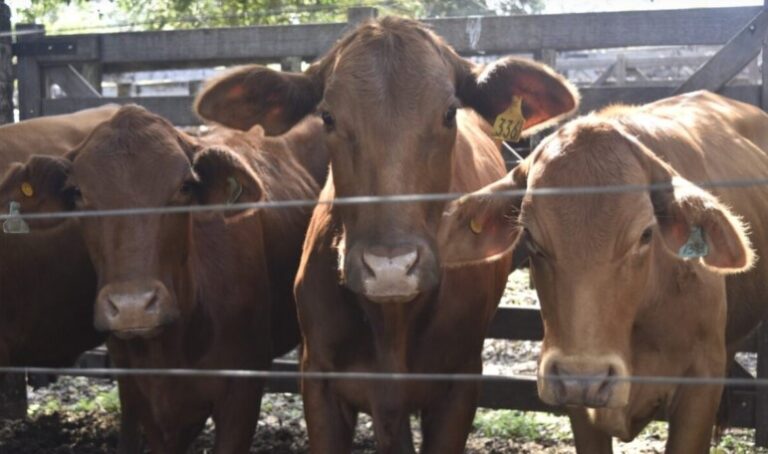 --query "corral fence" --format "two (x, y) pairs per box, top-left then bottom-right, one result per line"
(4, 0), (768, 446)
